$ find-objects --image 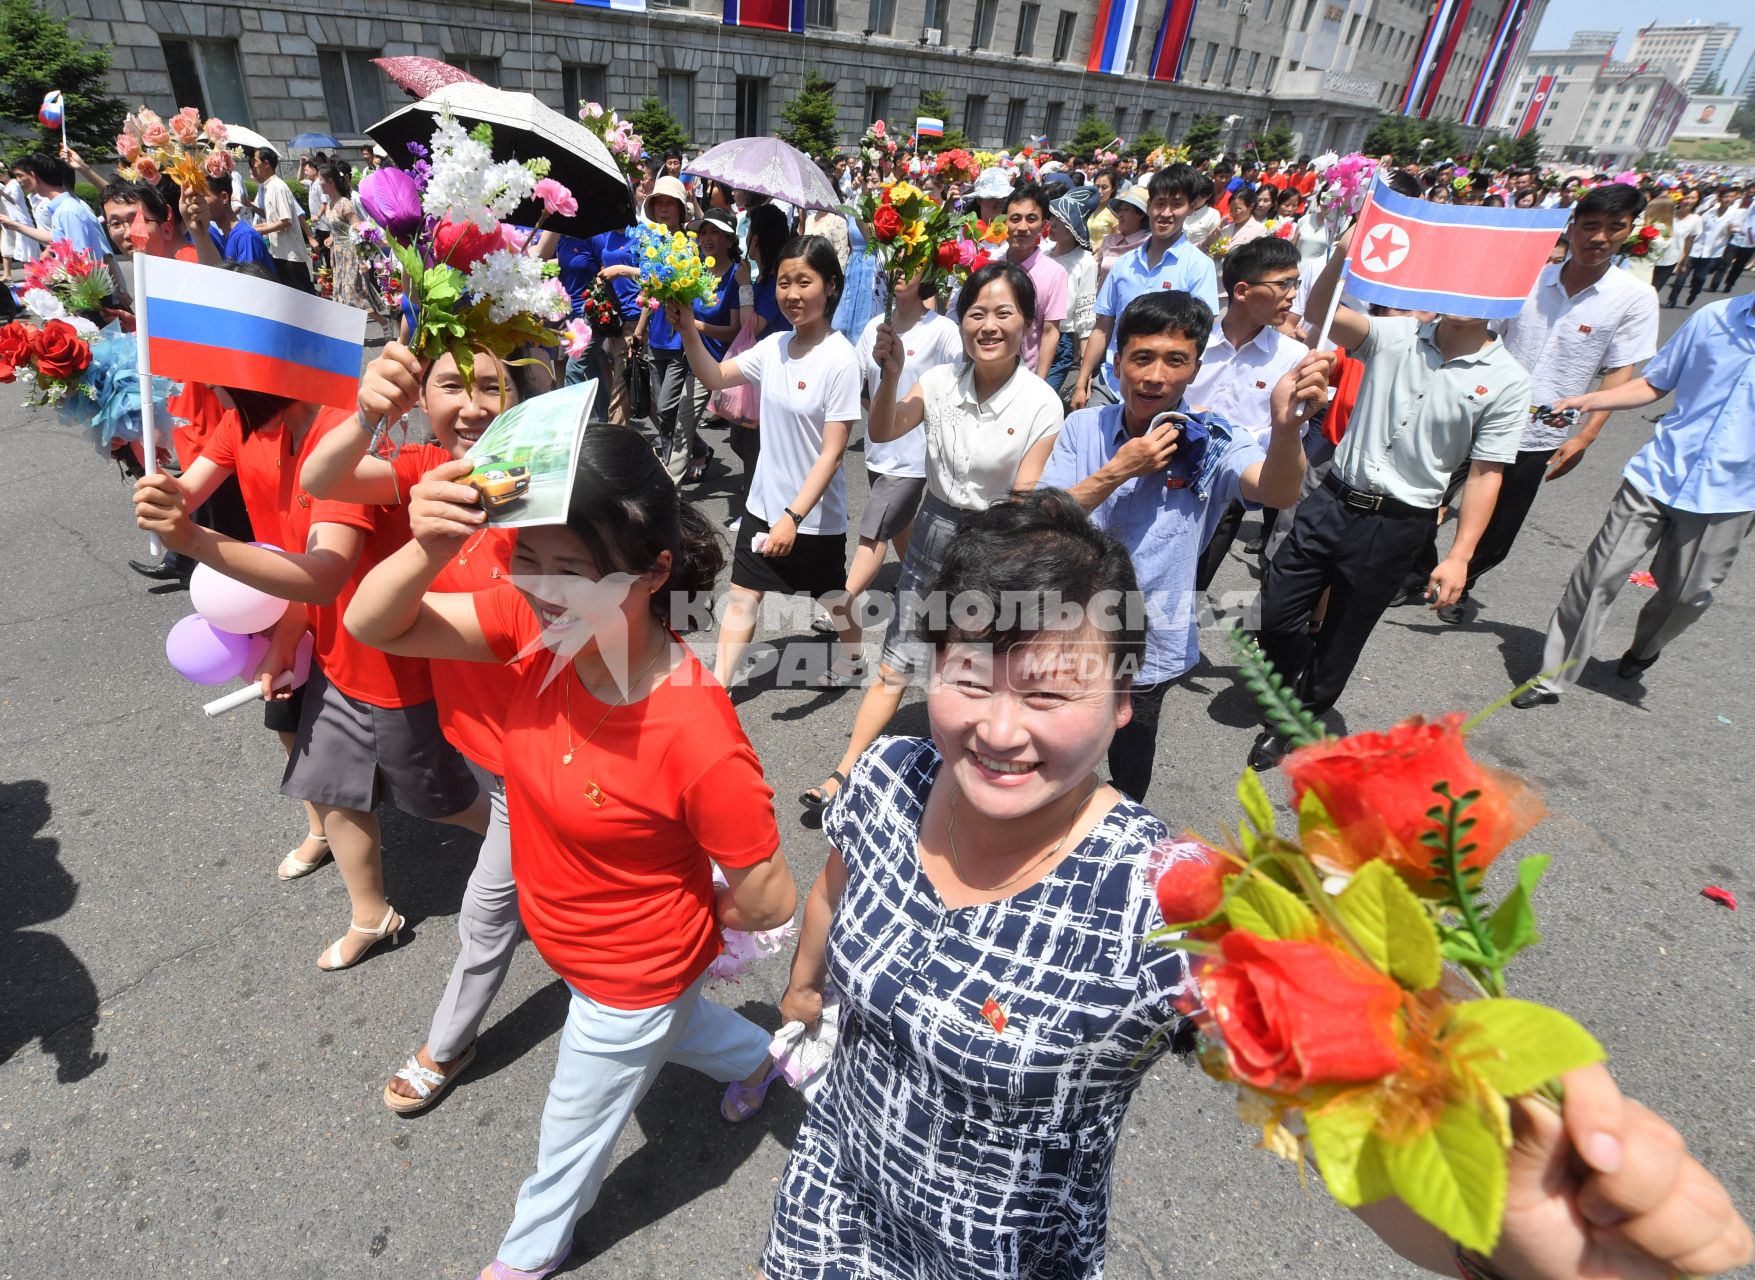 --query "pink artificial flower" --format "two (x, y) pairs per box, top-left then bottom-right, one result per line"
(133, 156), (160, 183)
(562, 318), (593, 357)
(115, 133), (140, 161)
(170, 107), (201, 144)
(135, 108), (164, 132)
(534, 178), (578, 218)
(141, 122), (169, 148)
(204, 117), (228, 145)
(205, 150), (233, 179)
(582, 101), (605, 120)
(871, 119), (886, 138)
